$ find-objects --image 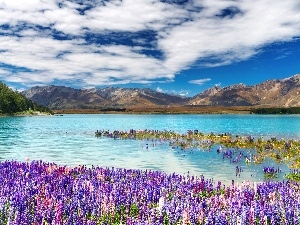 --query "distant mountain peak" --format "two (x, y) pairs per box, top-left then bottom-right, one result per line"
(189, 75), (300, 107)
(22, 74), (300, 109)
(226, 83), (248, 89)
(283, 74), (300, 83)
